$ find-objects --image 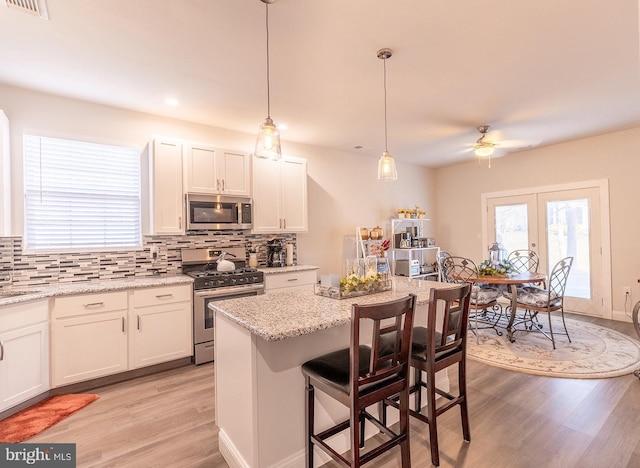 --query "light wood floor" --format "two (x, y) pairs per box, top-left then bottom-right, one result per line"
(30, 313), (640, 467)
